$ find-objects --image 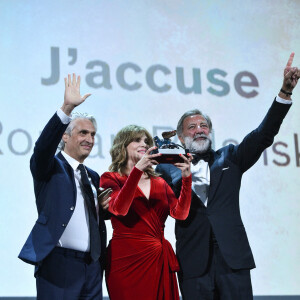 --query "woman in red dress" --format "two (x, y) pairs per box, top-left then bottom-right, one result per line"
(100, 125), (192, 300)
